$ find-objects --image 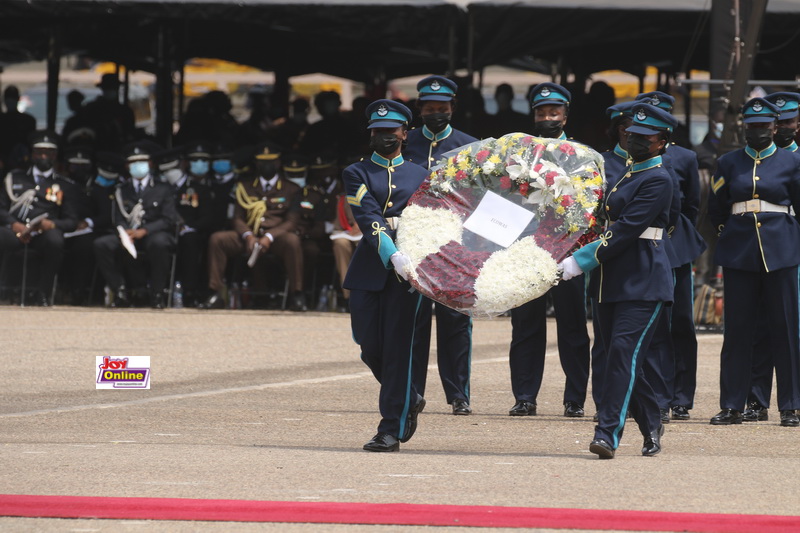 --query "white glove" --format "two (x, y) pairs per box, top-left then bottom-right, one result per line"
(558, 256), (583, 281)
(390, 252), (412, 281)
